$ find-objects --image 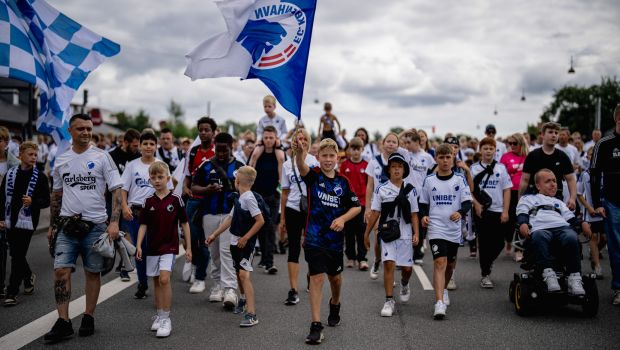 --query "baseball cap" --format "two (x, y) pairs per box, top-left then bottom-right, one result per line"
(444, 136), (459, 146)
(485, 124), (497, 134)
